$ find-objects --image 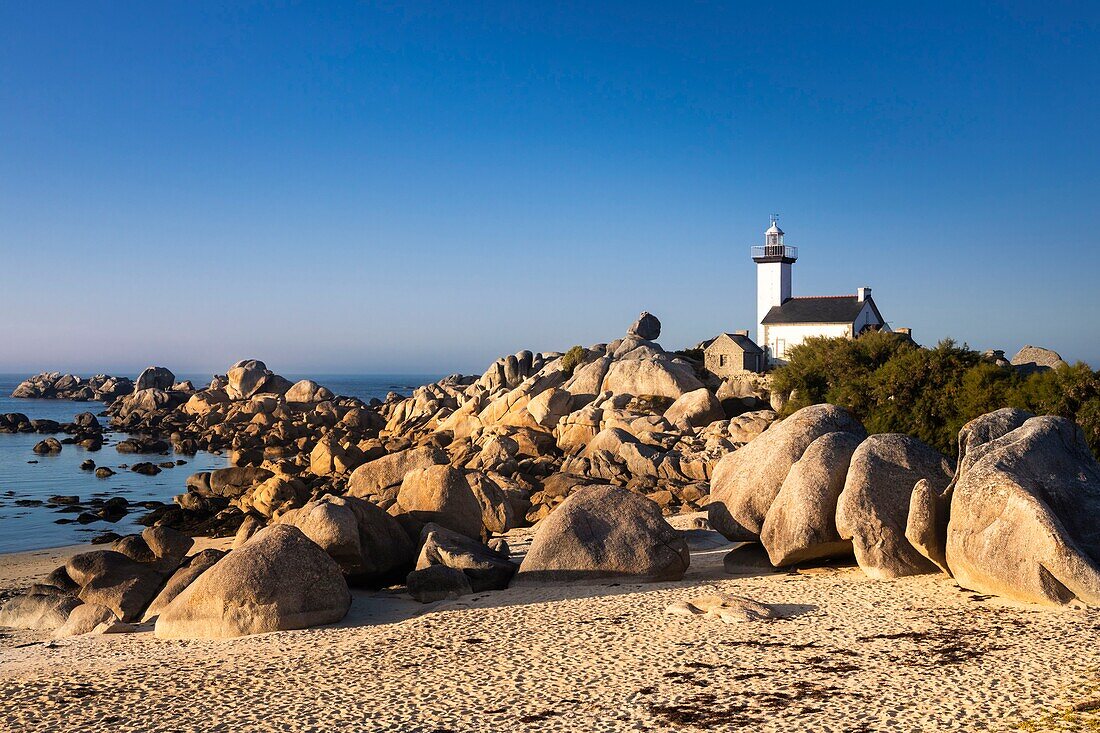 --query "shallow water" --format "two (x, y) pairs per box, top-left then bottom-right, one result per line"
(0, 373), (442, 553)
